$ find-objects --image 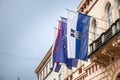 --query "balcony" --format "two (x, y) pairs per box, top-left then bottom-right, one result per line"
(89, 18), (120, 66)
